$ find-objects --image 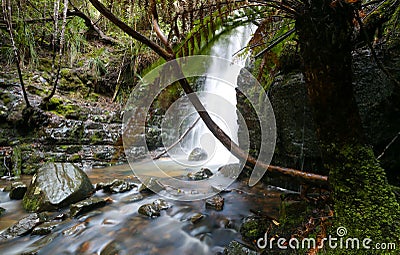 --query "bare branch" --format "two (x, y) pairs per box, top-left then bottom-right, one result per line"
(149, 0), (173, 53)
(88, 0), (174, 60)
(153, 117), (201, 160)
